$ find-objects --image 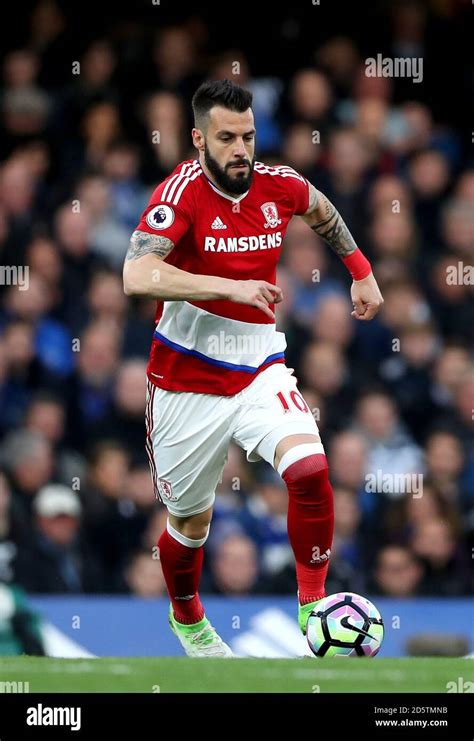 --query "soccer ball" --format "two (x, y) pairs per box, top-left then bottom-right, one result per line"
(306, 592), (384, 657)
